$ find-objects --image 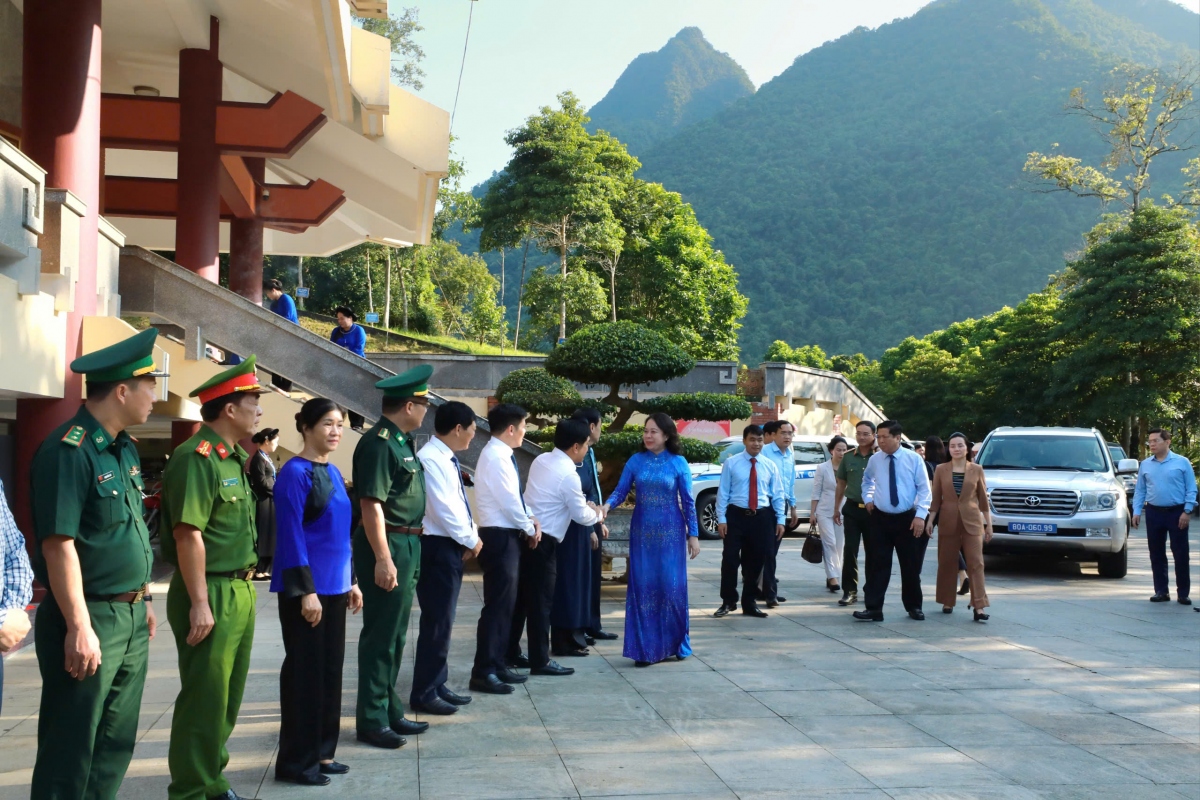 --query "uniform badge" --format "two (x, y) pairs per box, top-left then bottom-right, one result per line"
(403, 456), (414, 462)
(378, 428), (391, 440)
(129, 466), (141, 477)
(195, 440), (213, 458)
(221, 477), (239, 487)
(61, 426), (86, 447)
(93, 432), (107, 448)
(214, 442), (229, 459)
(97, 471), (115, 483)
